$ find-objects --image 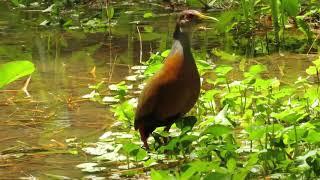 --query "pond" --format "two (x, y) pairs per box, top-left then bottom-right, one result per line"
(0, 1), (317, 179)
